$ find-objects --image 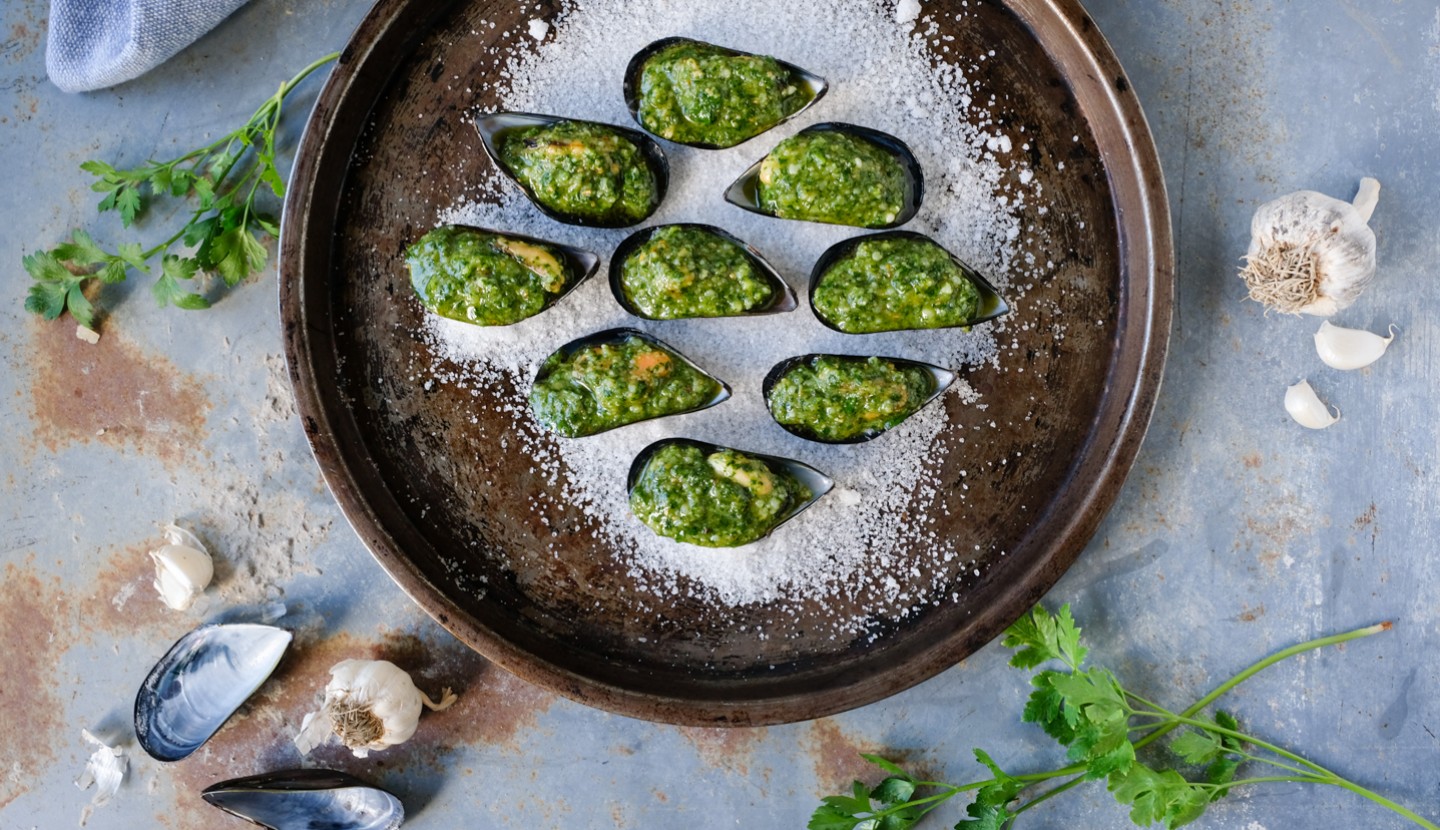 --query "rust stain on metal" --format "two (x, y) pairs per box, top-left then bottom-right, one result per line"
(677, 724), (768, 776)
(1235, 603), (1266, 622)
(27, 320), (211, 468)
(804, 719), (876, 792)
(0, 560), (68, 810)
